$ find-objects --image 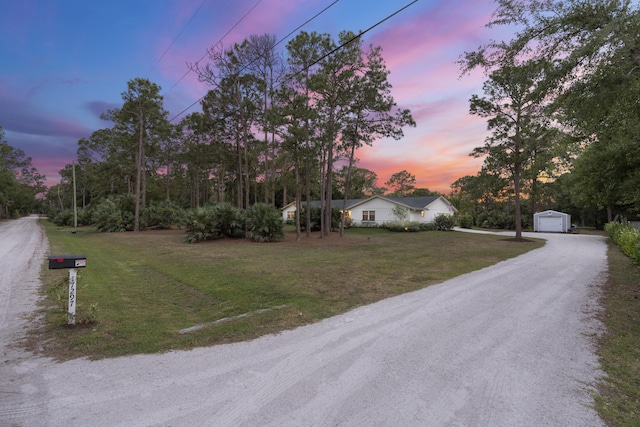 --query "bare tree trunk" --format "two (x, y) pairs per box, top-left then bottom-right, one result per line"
(340, 139), (357, 237)
(244, 127), (250, 210)
(142, 150), (146, 208)
(165, 163), (171, 201)
(323, 111), (335, 237)
(282, 184), (287, 207)
(294, 152), (302, 242)
(236, 136), (243, 209)
(134, 111), (144, 232)
(514, 162), (522, 240)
